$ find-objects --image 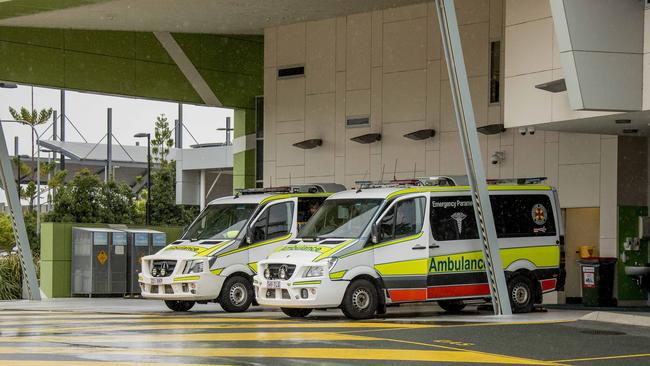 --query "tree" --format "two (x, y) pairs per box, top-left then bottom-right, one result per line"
(0, 213), (15, 252)
(151, 114), (174, 162)
(8, 106), (53, 181)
